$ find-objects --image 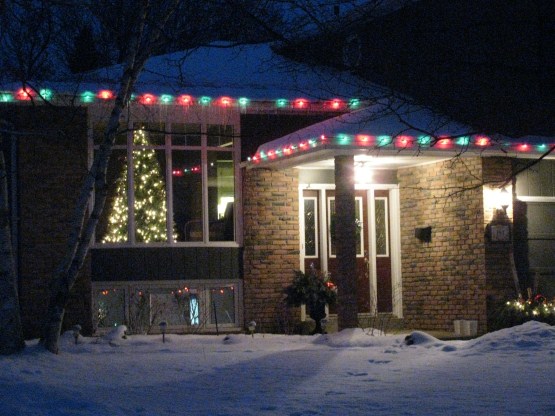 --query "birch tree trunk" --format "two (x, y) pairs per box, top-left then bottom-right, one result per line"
(0, 127), (25, 355)
(41, 2), (180, 353)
